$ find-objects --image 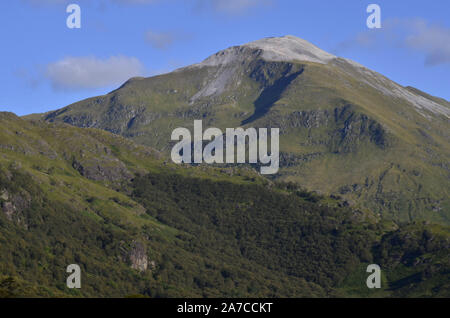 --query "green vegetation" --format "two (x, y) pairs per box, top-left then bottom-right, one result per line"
(39, 48), (450, 225)
(0, 112), (448, 297)
(130, 173), (450, 297)
(2, 37), (449, 298)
